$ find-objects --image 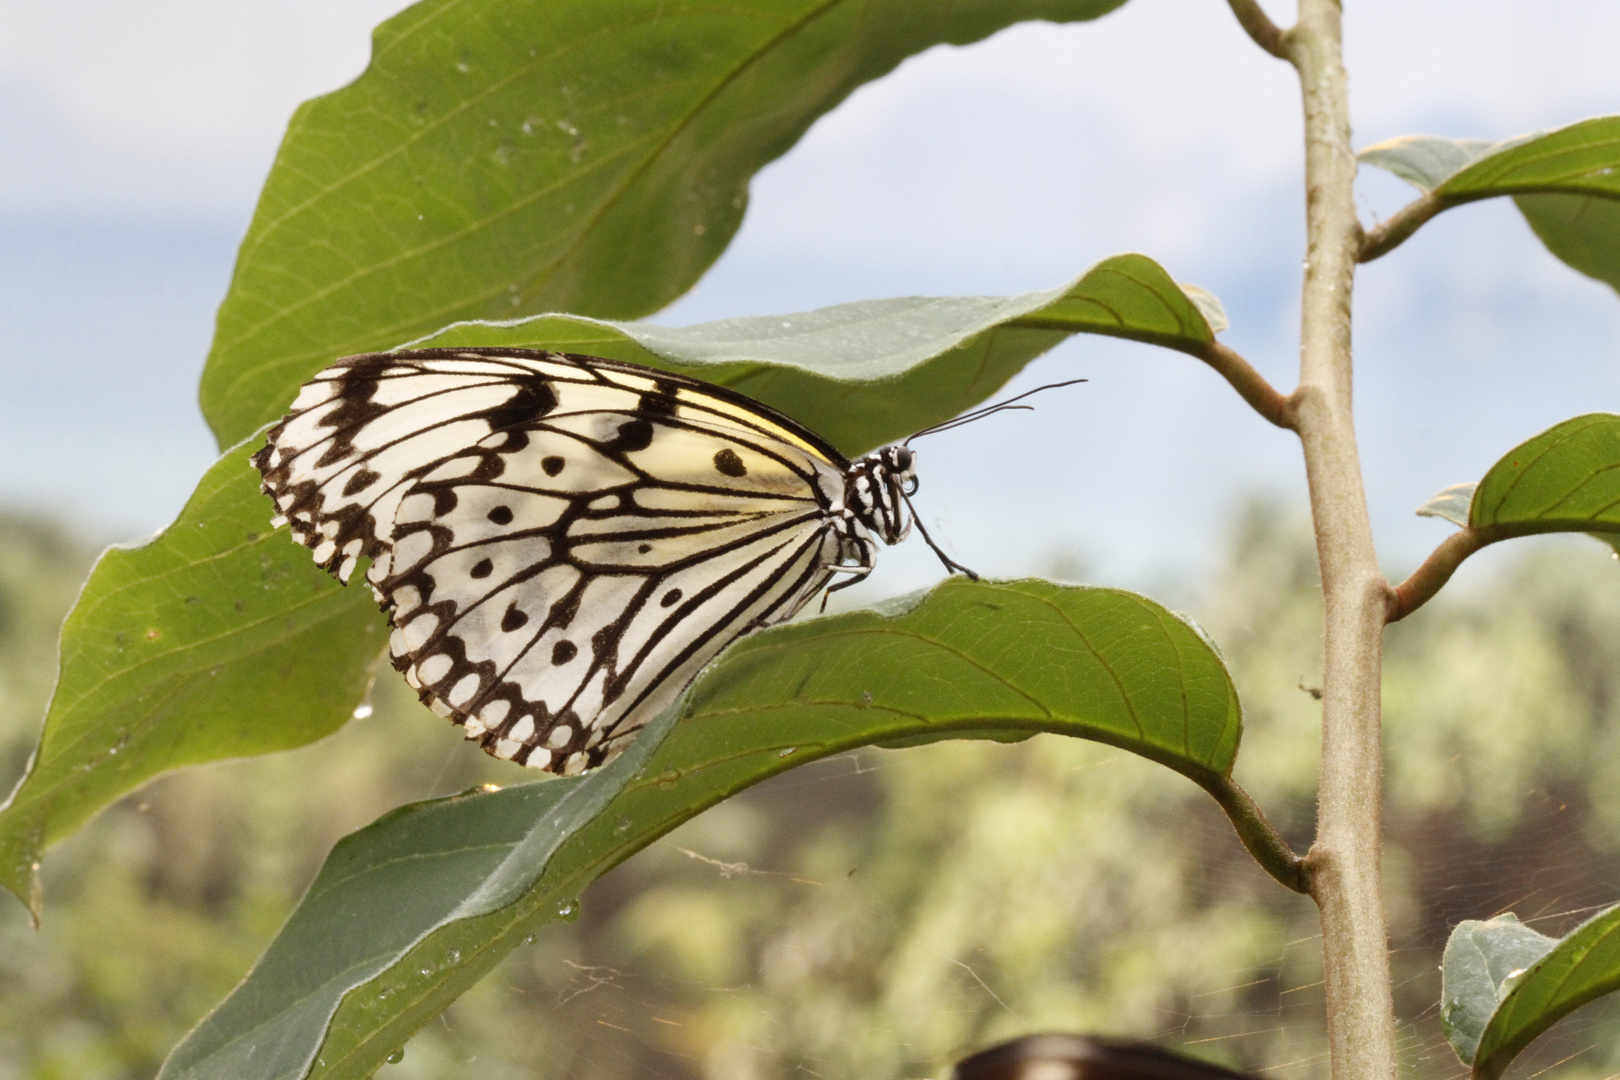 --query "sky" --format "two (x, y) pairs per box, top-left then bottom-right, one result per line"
(1, 0), (1619, 599)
